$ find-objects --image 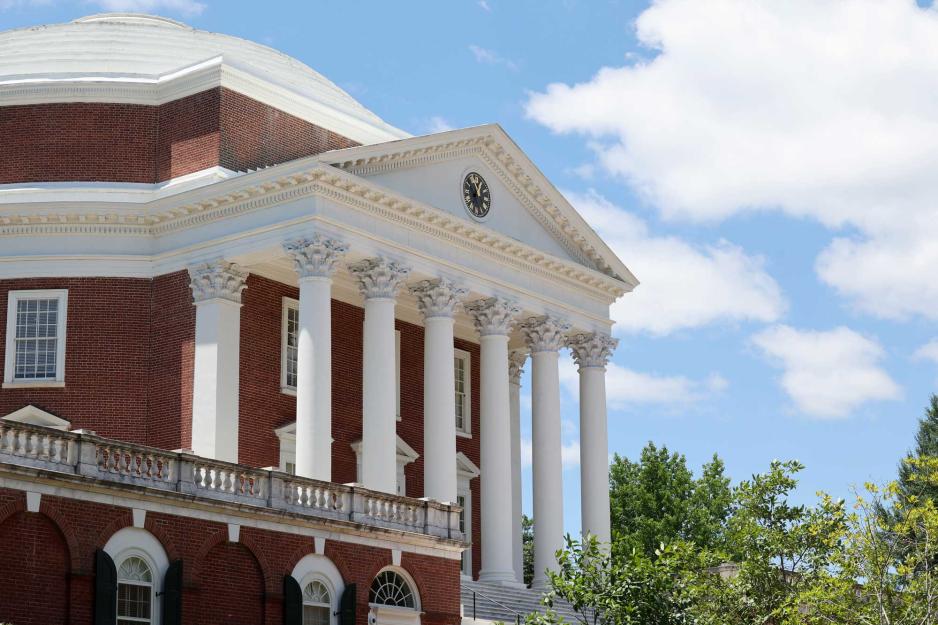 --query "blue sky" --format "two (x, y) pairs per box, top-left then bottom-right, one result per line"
(4, 0), (938, 536)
